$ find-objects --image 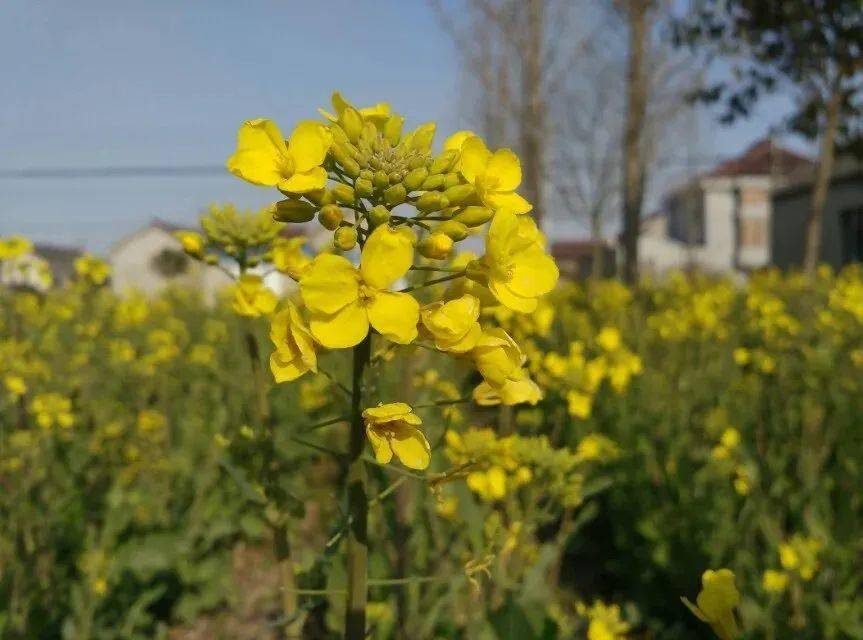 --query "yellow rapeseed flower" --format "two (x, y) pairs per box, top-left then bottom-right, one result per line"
(682, 569), (740, 640)
(3, 375), (27, 397)
(471, 209), (558, 313)
(231, 274), (278, 317)
(362, 402), (431, 470)
(455, 135), (532, 214)
(269, 302), (317, 382)
(300, 225), (419, 348)
(472, 376), (542, 406)
(472, 328), (526, 388)
(762, 569), (789, 594)
(74, 254), (111, 285)
(227, 118), (332, 193)
(271, 236), (312, 280)
(319, 91), (392, 129)
(173, 231), (206, 259)
(420, 294), (482, 353)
